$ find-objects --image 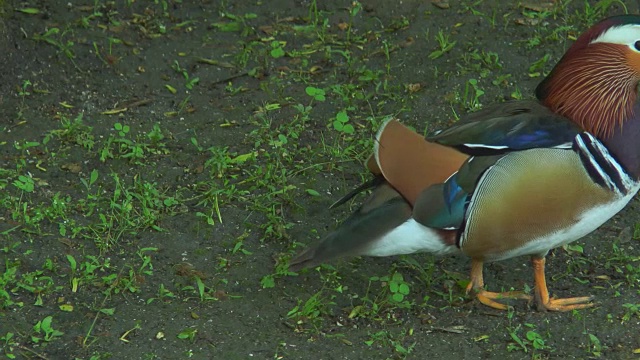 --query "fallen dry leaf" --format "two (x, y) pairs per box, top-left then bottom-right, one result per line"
(432, 0), (450, 9)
